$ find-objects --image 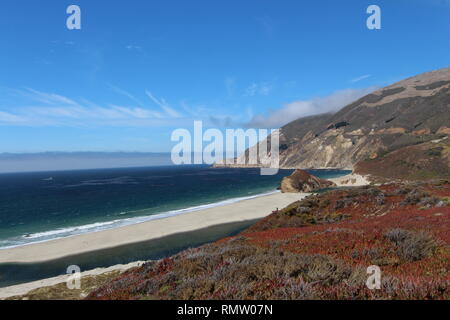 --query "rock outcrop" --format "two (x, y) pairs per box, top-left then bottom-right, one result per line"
(280, 169), (336, 193)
